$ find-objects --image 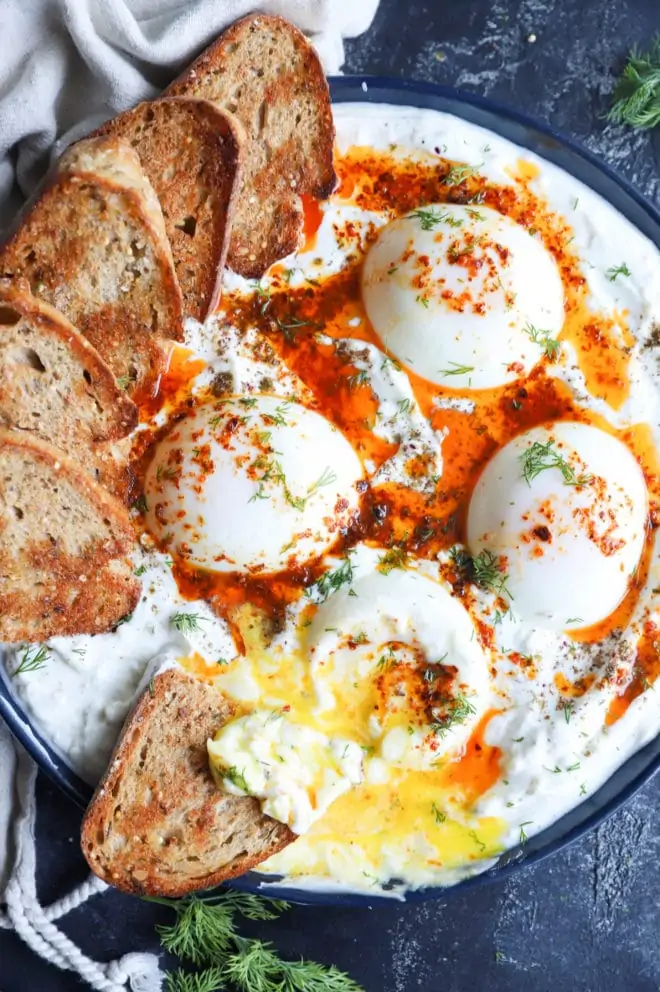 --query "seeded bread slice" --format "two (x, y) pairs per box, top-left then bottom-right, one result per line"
(0, 136), (183, 395)
(81, 668), (294, 896)
(0, 278), (137, 449)
(0, 429), (139, 642)
(95, 99), (244, 320)
(166, 13), (336, 277)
